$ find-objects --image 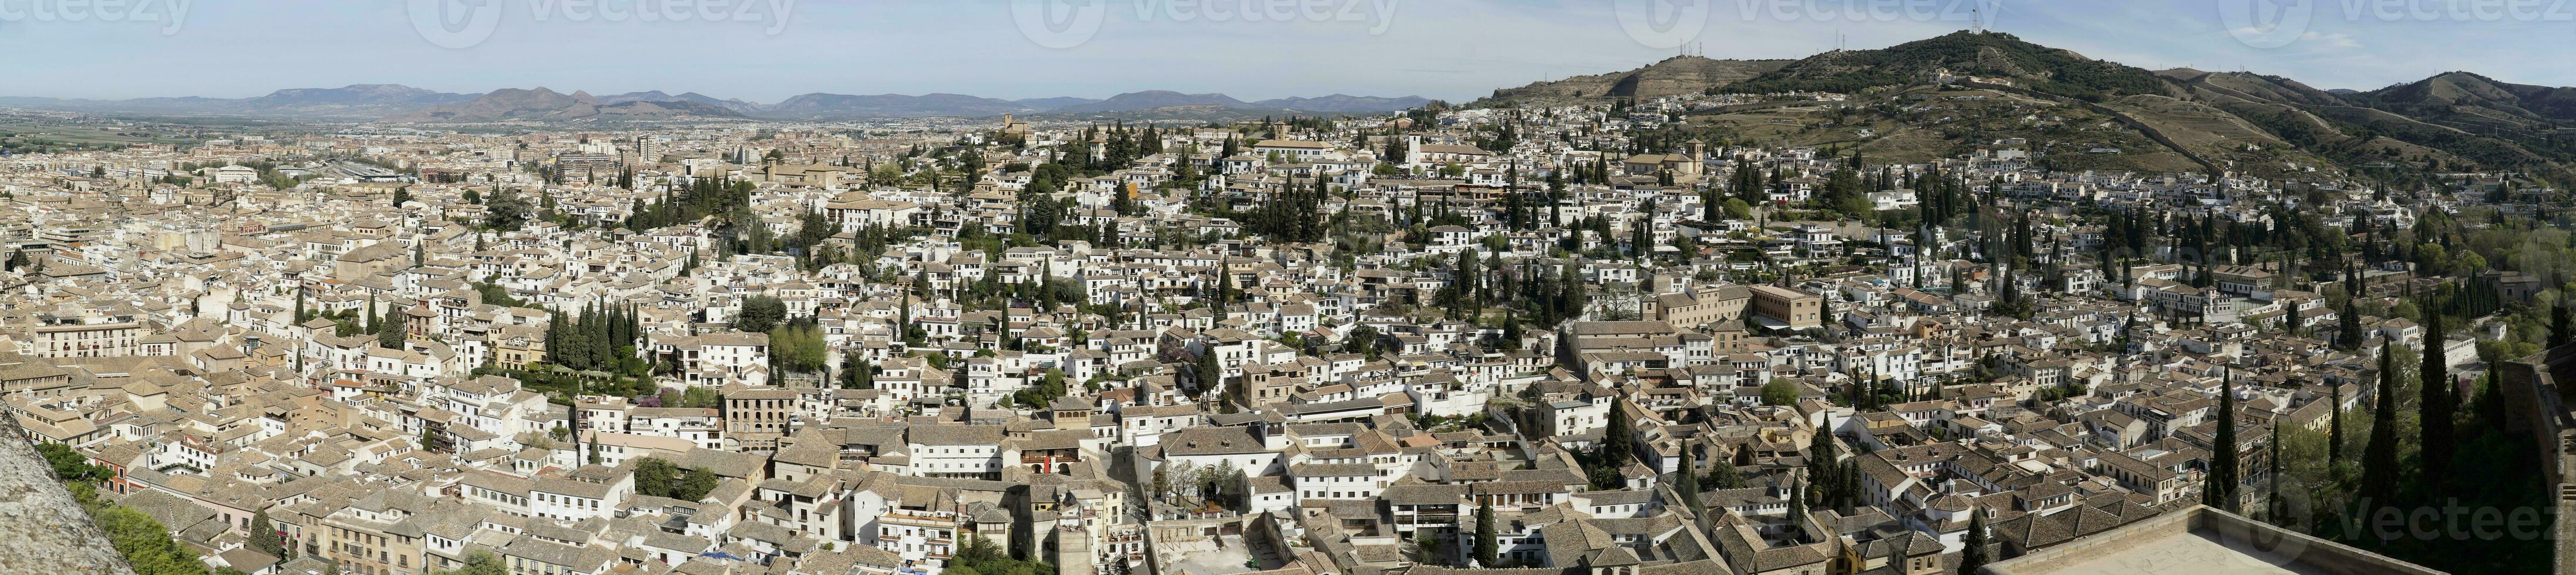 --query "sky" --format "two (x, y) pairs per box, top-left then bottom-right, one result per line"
(0, 0), (2565, 102)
